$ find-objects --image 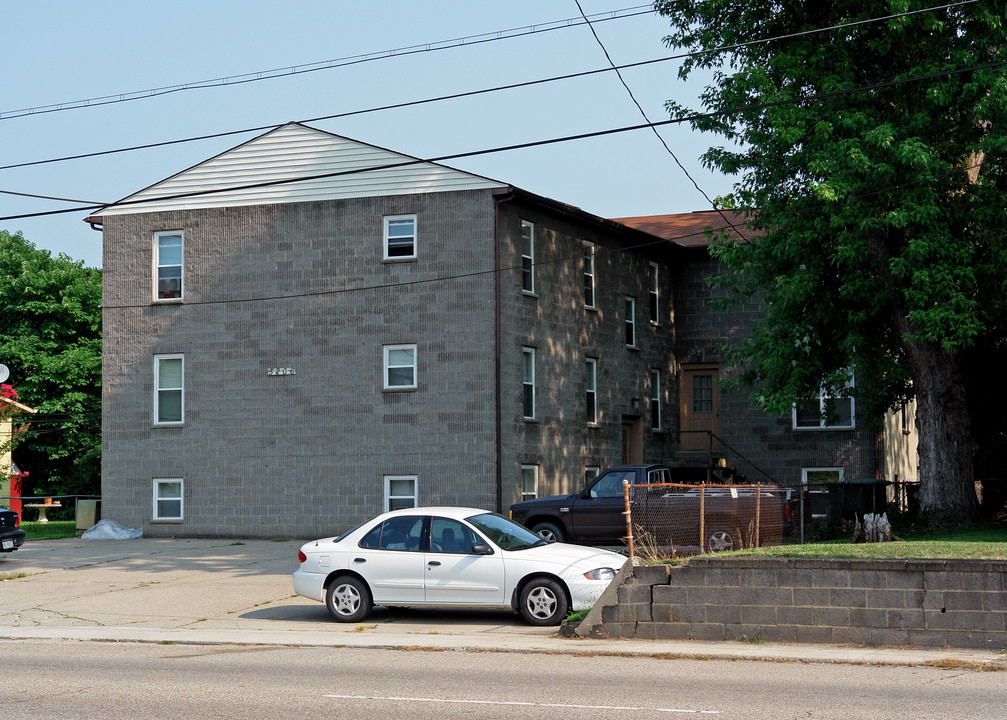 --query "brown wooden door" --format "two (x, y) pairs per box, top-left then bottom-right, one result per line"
(680, 365), (720, 451)
(622, 416), (643, 464)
